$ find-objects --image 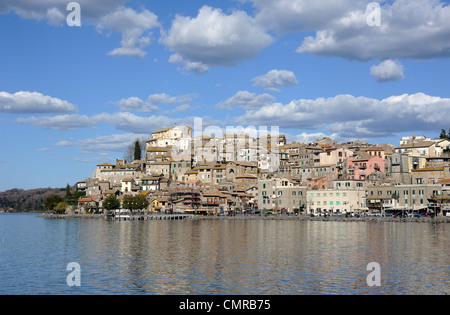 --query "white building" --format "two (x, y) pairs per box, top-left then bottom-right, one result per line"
(147, 126), (192, 148)
(307, 189), (366, 215)
(258, 178), (307, 213)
